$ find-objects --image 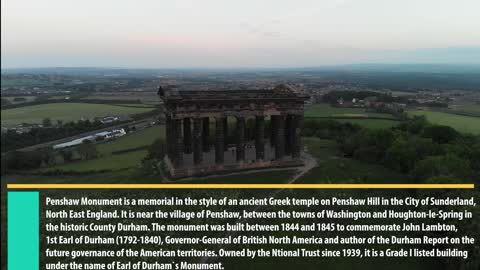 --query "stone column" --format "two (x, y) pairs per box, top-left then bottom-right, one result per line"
(255, 116), (265, 160)
(274, 115), (285, 160)
(223, 117), (229, 147)
(202, 117), (210, 152)
(269, 116), (276, 146)
(165, 115), (172, 160)
(246, 118), (254, 141)
(235, 117), (245, 162)
(215, 117), (225, 164)
(183, 117), (192, 154)
(292, 115), (303, 158)
(193, 118), (203, 165)
(285, 115), (293, 155)
(173, 118), (183, 167)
